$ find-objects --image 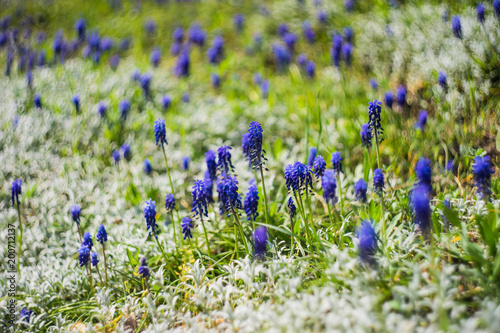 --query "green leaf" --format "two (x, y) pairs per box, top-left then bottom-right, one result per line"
(126, 248), (136, 267)
(254, 221), (308, 243)
(442, 204), (460, 228)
